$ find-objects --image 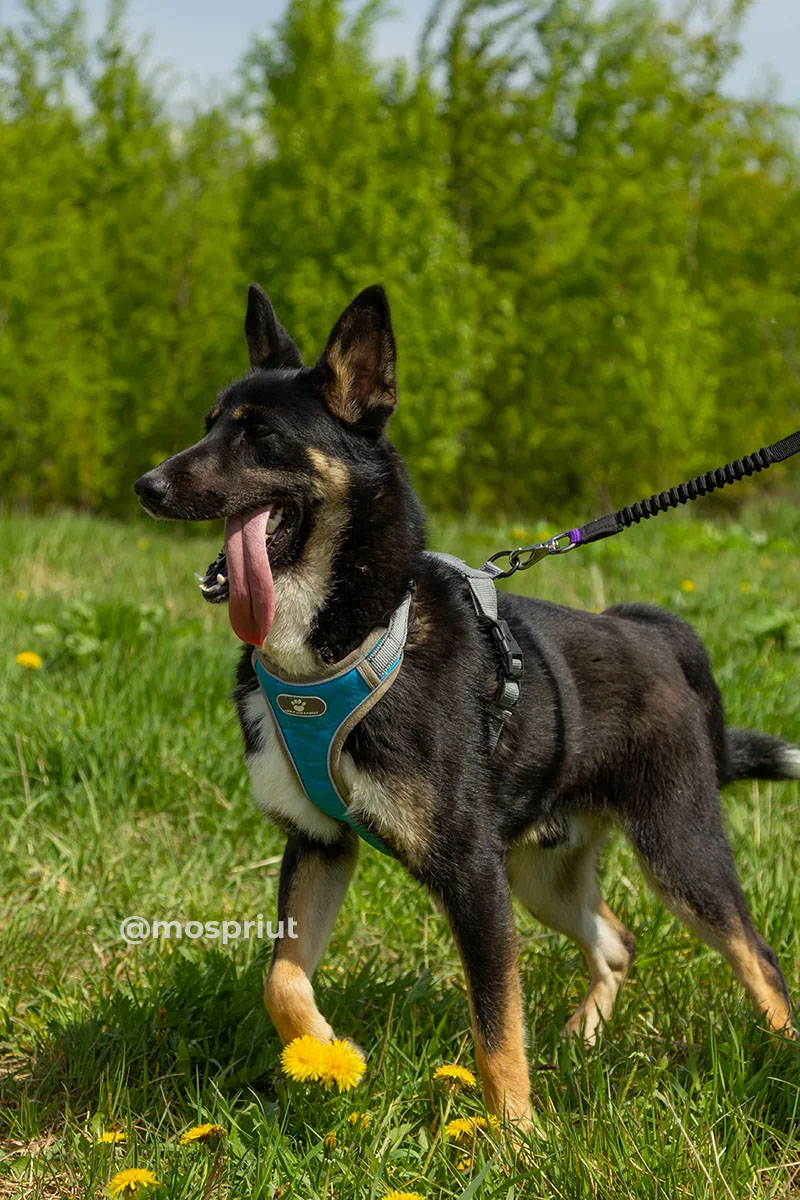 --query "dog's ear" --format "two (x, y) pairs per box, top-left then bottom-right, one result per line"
(314, 285), (397, 430)
(245, 284), (304, 370)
